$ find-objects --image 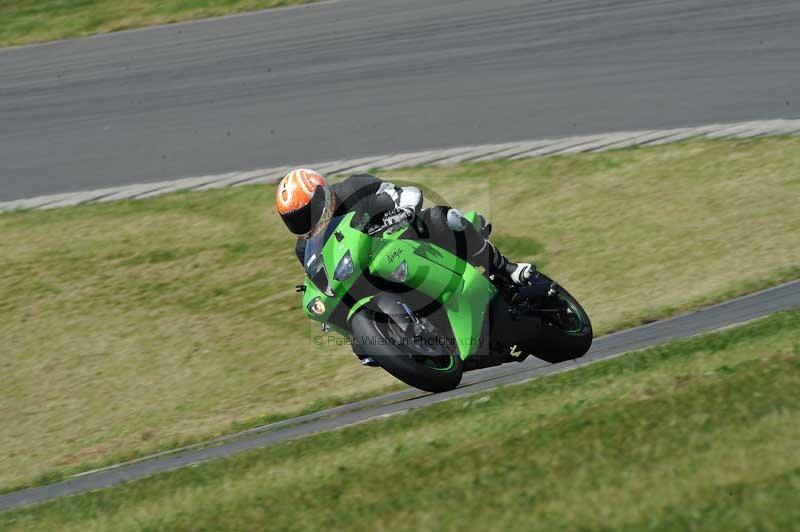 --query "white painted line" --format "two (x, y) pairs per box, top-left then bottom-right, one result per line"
(615, 128), (693, 148)
(326, 156), (390, 176)
(415, 146), (495, 166)
(0, 199), (42, 212)
(0, 193), (80, 212)
(640, 125), (719, 146)
(378, 151), (442, 170)
(414, 146), (488, 166)
(740, 120), (800, 137)
(431, 142), (521, 165)
(38, 188), (123, 209)
(194, 169), (279, 190)
(231, 167), (291, 187)
(553, 132), (640, 155)
(712, 119), (796, 138)
(367, 152), (434, 170)
(705, 121), (773, 139)
(561, 131), (651, 154)
(382, 146), (480, 169)
(468, 140), (552, 162)
(510, 134), (607, 159)
(137, 175), (235, 198)
(314, 158), (390, 176)
(588, 130), (668, 152)
(95, 181), (181, 203)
